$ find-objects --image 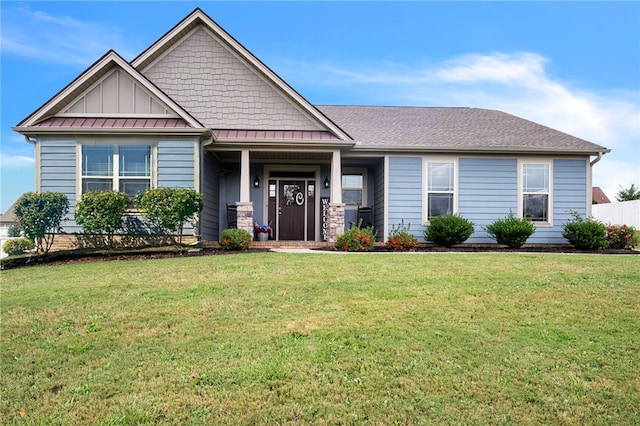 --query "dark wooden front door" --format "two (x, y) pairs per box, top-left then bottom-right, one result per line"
(279, 180), (305, 240)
